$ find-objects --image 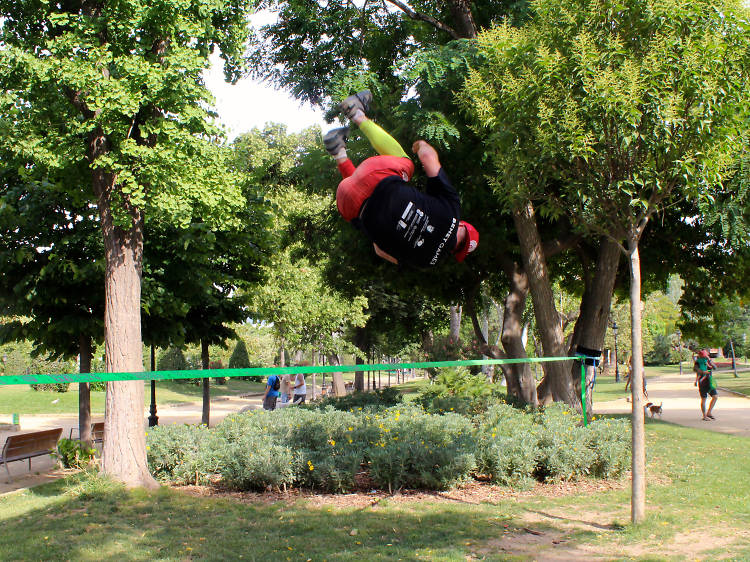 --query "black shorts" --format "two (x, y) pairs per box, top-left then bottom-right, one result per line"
(698, 382), (717, 398)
